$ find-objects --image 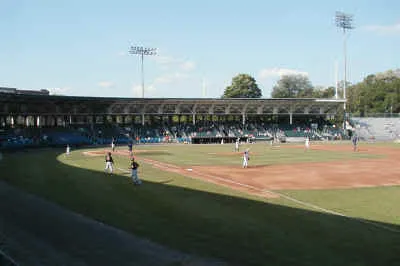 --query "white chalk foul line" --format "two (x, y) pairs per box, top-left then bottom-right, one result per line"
(0, 249), (19, 266)
(269, 190), (400, 233)
(186, 169), (400, 234)
(116, 167), (131, 174)
(69, 158), (400, 234)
